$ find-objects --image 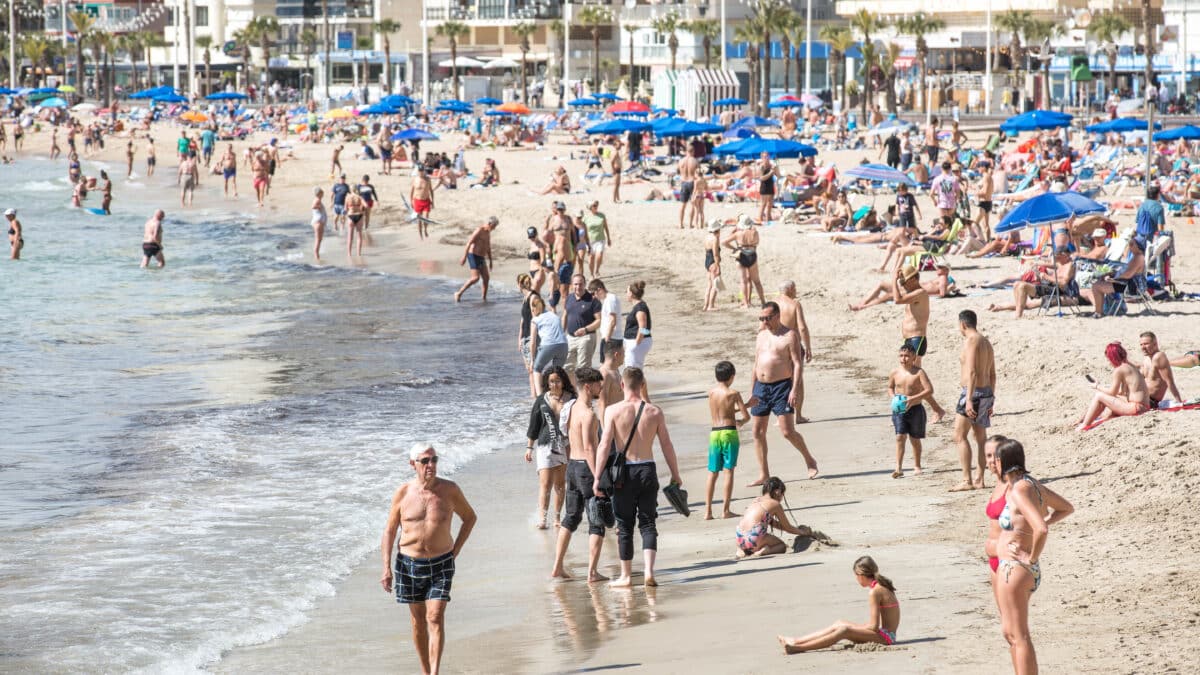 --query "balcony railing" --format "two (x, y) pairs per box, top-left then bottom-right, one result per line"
(634, 43), (704, 64)
(424, 0), (563, 22)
